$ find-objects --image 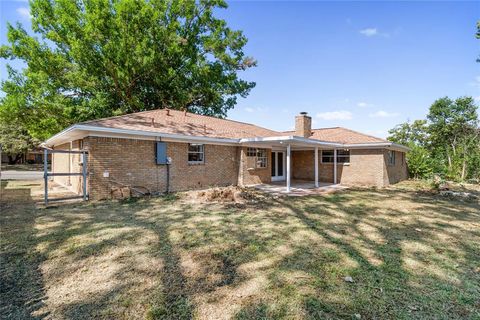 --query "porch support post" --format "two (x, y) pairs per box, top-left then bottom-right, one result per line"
(286, 144), (291, 192)
(314, 147), (319, 188)
(333, 148), (337, 184)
